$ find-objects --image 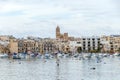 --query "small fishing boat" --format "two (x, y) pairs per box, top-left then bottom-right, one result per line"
(12, 53), (21, 59)
(0, 53), (8, 58)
